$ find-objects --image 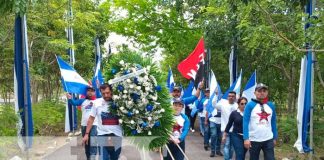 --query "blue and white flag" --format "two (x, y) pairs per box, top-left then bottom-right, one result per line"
(206, 71), (218, 114)
(242, 71), (257, 101)
(14, 15), (34, 149)
(92, 37), (104, 98)
(56, 56), (89, 95)
(182, 80), (194, 98)
(166, 67), (175, 93)
(222, 69), (242, 99)
(294, 52), (313, 153)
